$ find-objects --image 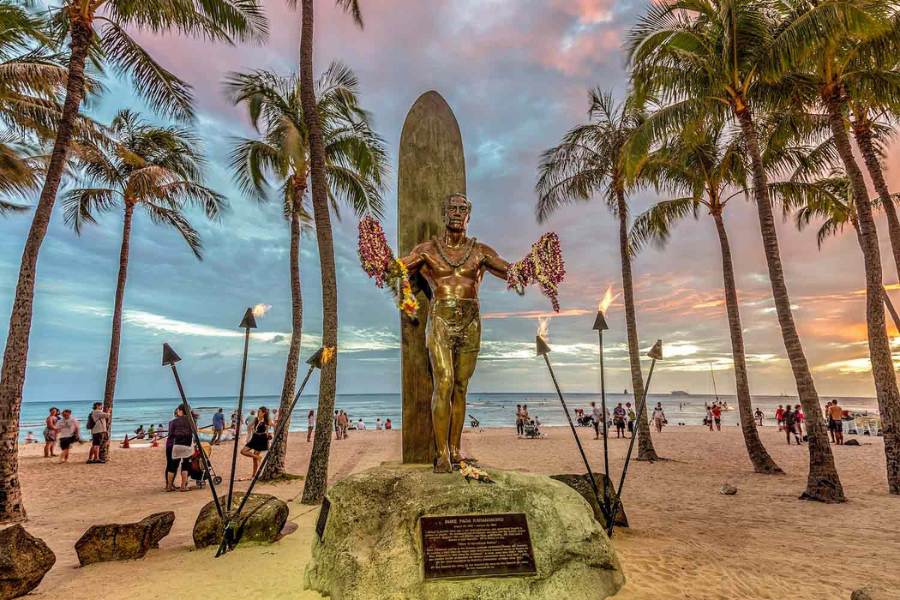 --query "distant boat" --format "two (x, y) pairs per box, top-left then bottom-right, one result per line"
(670, 390), (691, 397)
